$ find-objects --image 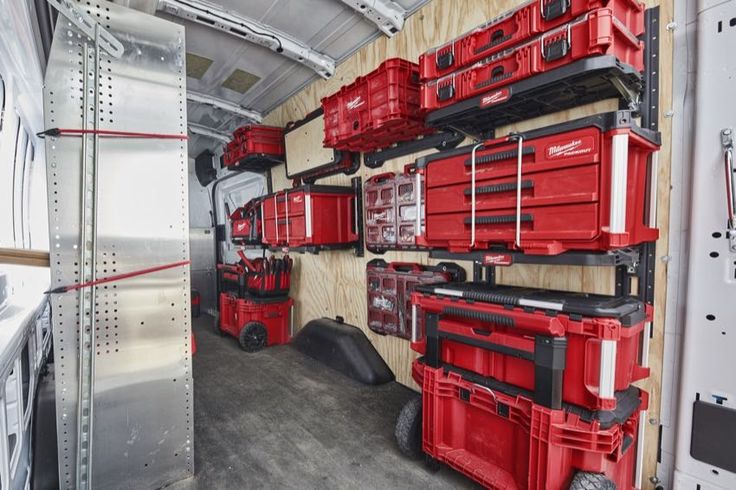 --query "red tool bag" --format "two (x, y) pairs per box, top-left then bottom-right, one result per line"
(421, 9), (643, 112)
(218, 292), (293, 352)
(223, 124), (285, 169)
(416, 111), (660, 255)
(244, 255), (293, 297)
(411, 282), (650, 411)
(419, 0), (644, 81)
(416, 360), (646, 490)
(261, 185), (359, 249)
(230, 198), (263, 245)
(321, 58), (433, 152)
(364, 167), (424, 251)
(366, 260), (464, 339)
